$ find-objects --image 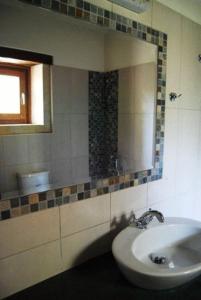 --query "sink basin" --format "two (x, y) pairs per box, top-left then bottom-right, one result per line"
(112, 217), (201, 290)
